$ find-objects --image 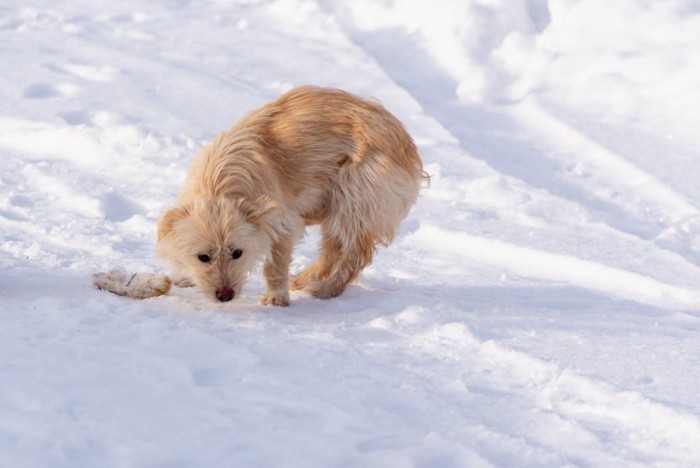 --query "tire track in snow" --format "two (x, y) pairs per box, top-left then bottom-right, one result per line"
(511, 99), (700, 264)
(327, 2), (700, 270)
(411, 224), (700, 311)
